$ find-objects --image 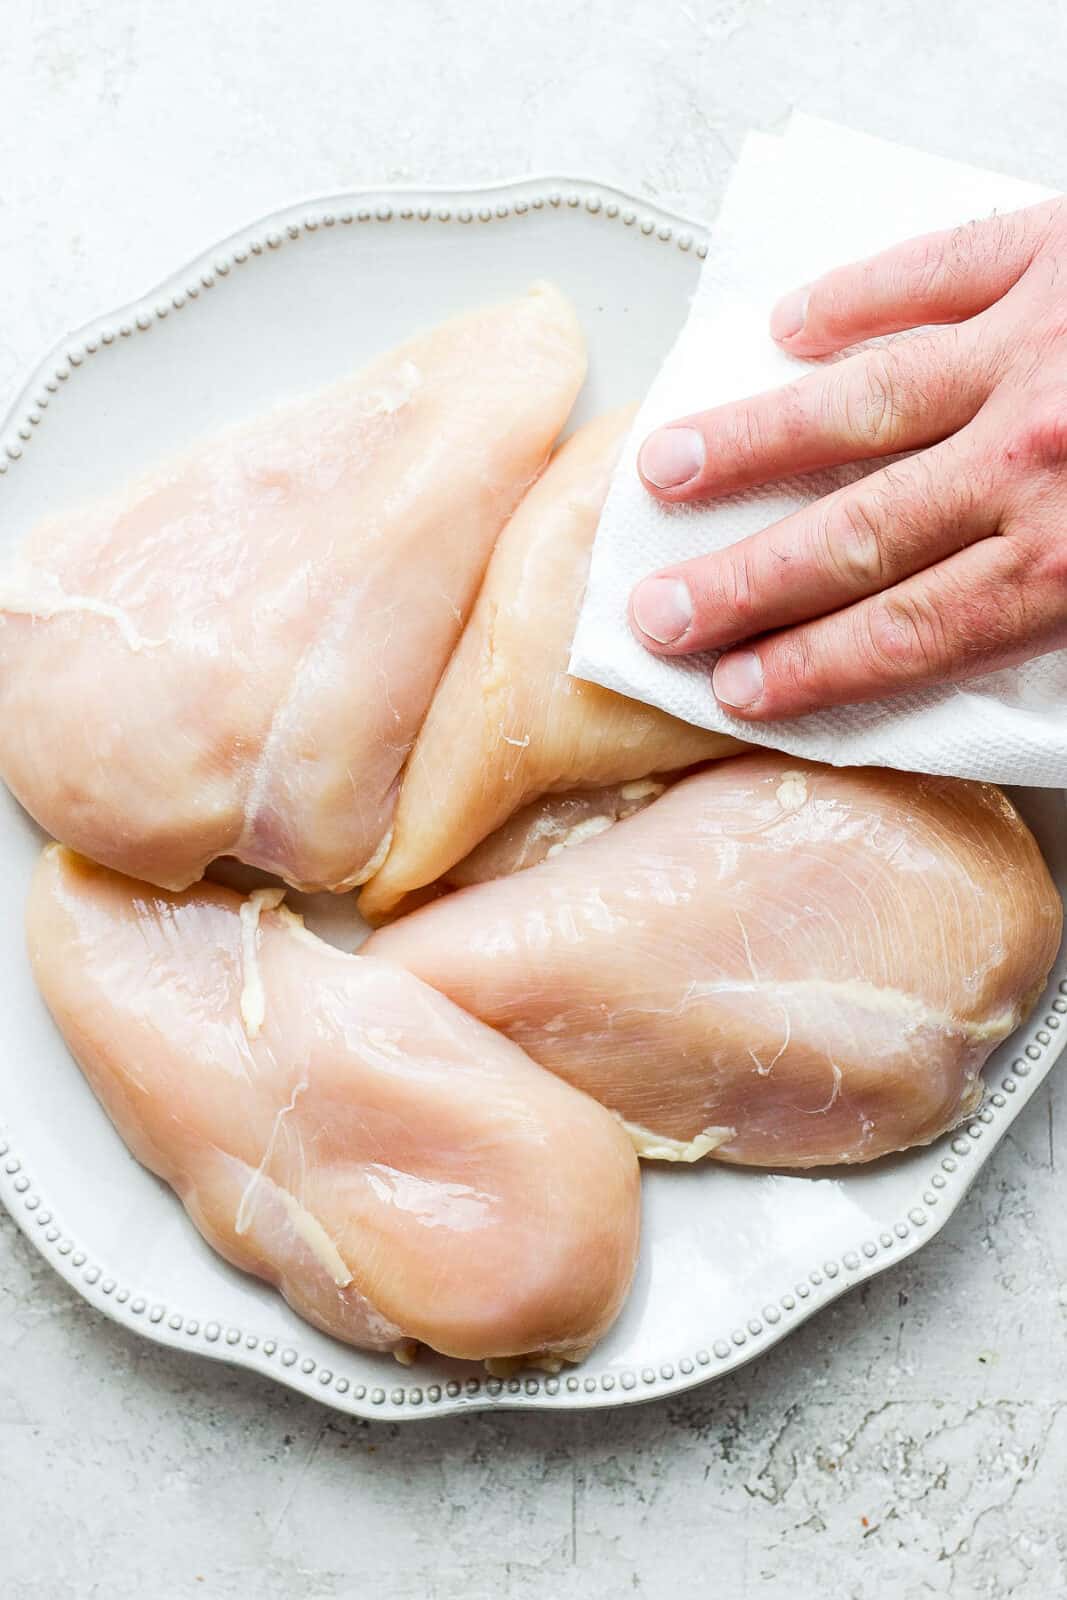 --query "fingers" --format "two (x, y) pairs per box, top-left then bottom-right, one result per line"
(770, 200), (1058, 358)
(709, 534), (1056, 720)
(638, 325), (996, 503)
(630, 433), (1001, 656)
